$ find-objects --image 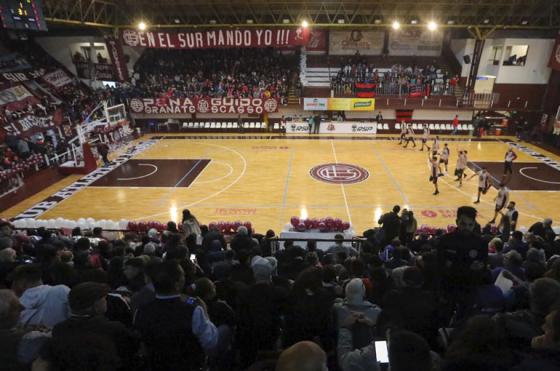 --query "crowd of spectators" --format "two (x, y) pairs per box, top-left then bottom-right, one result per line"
(126, 48), (299, 104)
(0, 205), (559, 370)
(331, 58), (459, 98)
